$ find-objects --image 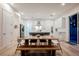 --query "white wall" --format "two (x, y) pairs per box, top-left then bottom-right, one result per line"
(0, 4), (21, 55)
